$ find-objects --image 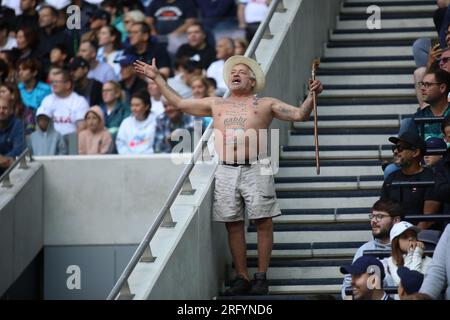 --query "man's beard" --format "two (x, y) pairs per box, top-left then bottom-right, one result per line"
(373, 227), (390, 239)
